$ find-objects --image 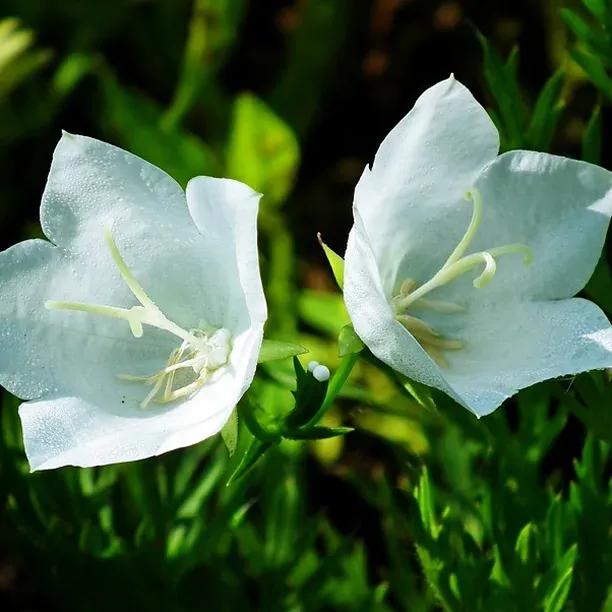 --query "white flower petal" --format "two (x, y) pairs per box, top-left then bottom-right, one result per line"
(441, 298), (612, 416)
(41, 132), (189, 249)
(20, 370), (236, 470)
(463, 150), (612, 302)
(353, 76), (499, 294)
(39, 133), (234, 330)
(0, 238), (174, 402)
(1, 135), (267, 468)
(344, 211), (459, 399)
(185, 176), (267, 336)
